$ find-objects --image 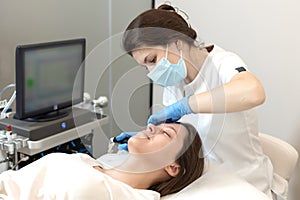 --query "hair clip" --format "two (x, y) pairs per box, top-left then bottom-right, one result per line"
(177, 8), (191, 28)
(163, 1), (191, 28)
(164, 1), (172, 6)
